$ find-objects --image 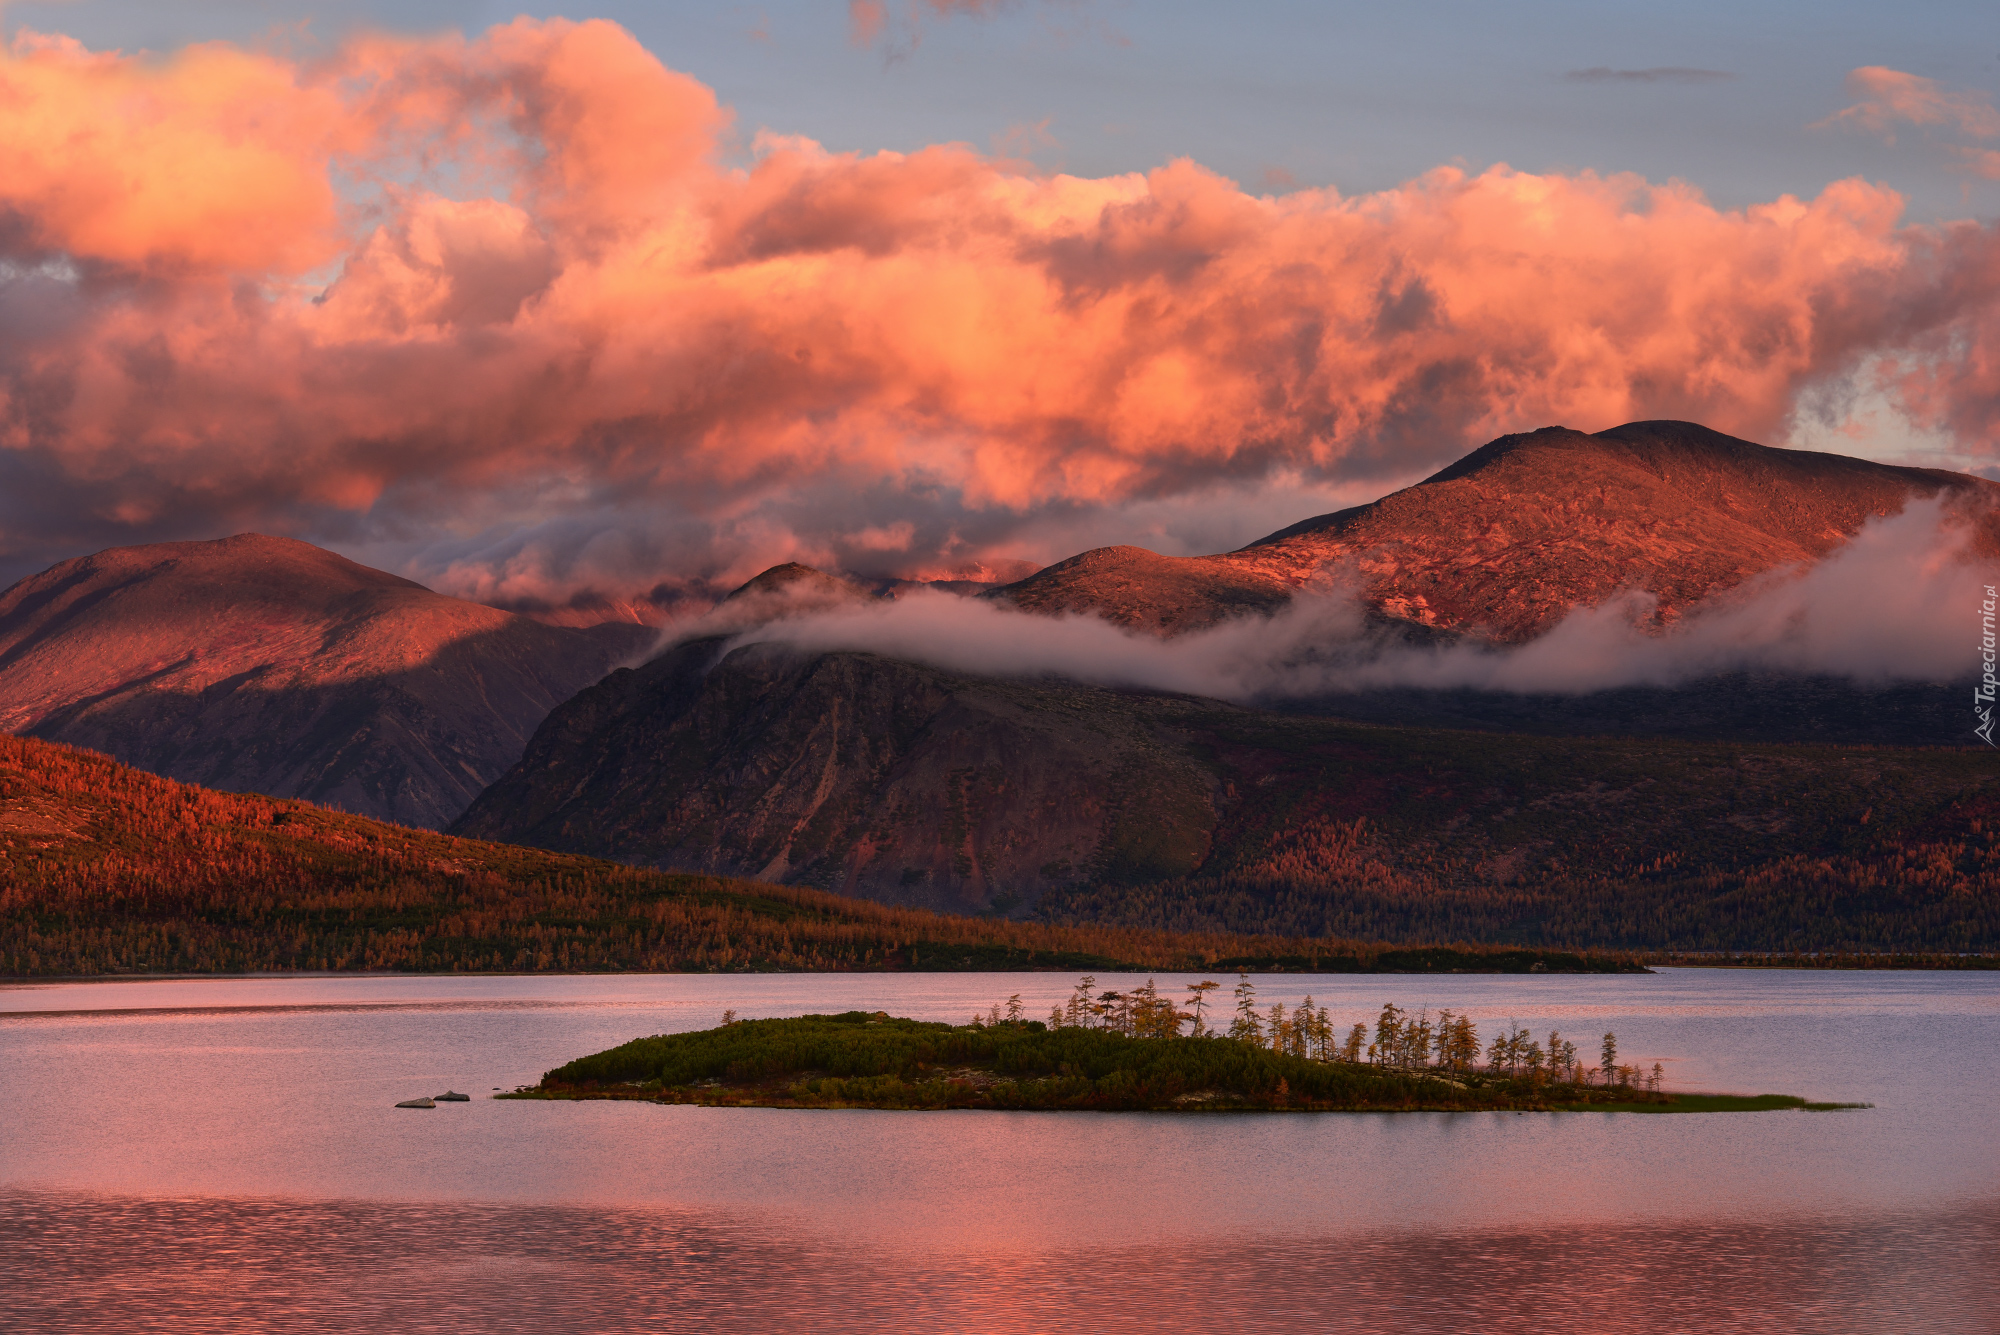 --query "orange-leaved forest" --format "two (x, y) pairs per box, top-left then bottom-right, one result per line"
(0, 735), (1642, 978)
